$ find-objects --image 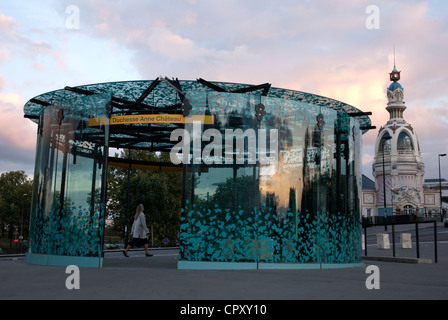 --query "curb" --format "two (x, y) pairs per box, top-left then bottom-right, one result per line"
(362, 256), (432, 264)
